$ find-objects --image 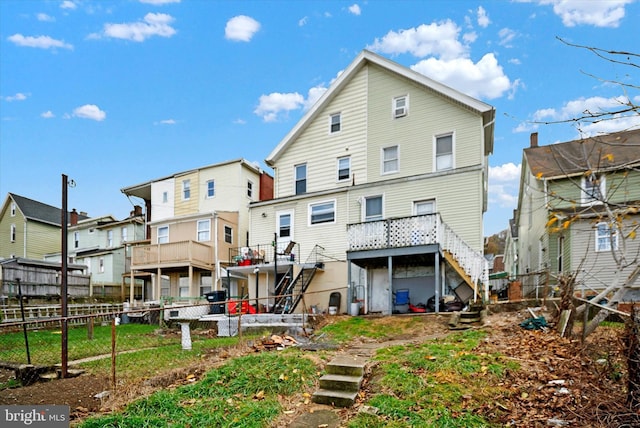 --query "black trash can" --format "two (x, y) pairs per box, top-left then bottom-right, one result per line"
(205, 290), (227, 314)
